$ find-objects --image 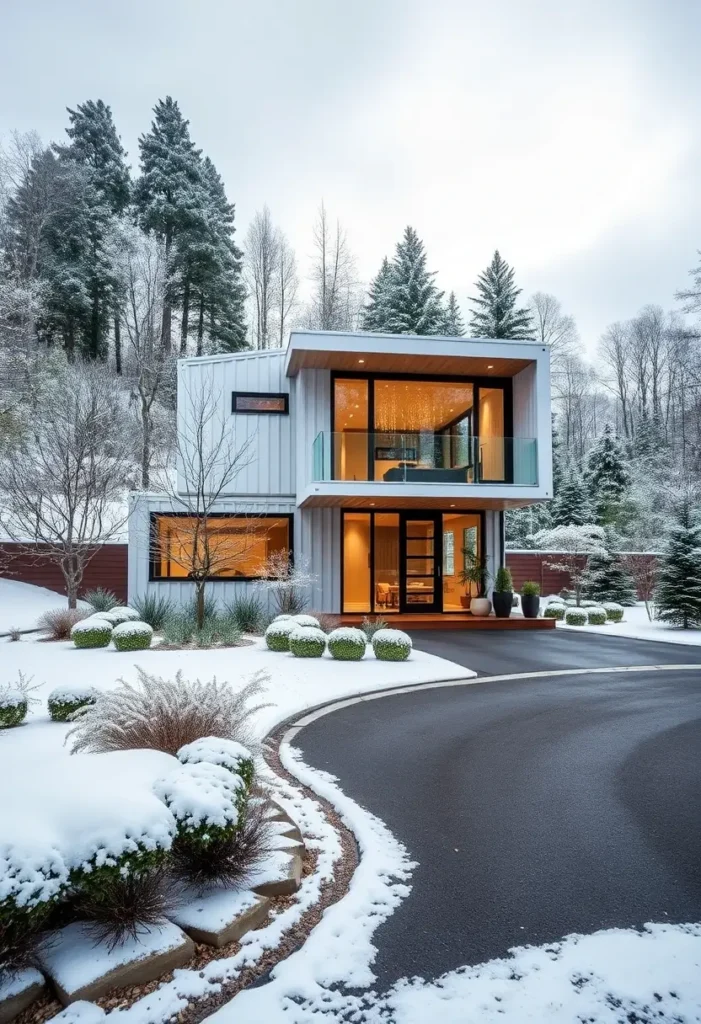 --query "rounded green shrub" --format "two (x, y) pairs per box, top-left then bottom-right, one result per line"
(372, 628), (413, 661)
(603, 602), (625, 623)
(0, 690), (27, 728)
(265, 619), (297, 651)
(101, 606), (140, 626)
(47, 686), (97, 722)
(272, 614), (293, 622)
(543, 603), (566, 620)
(289, 626), (327, 658)
(177, 736), (255, 790)
(587, 606), (607, 625)
(327, 627), (367, 661)
(580, 600), (597, 608)
(71, 617), (113, 649)
(112, 620), (154, 651)
(565, 608), (587, 626)
(291, 614), (321, 629)
(154, 761), (246, 855)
